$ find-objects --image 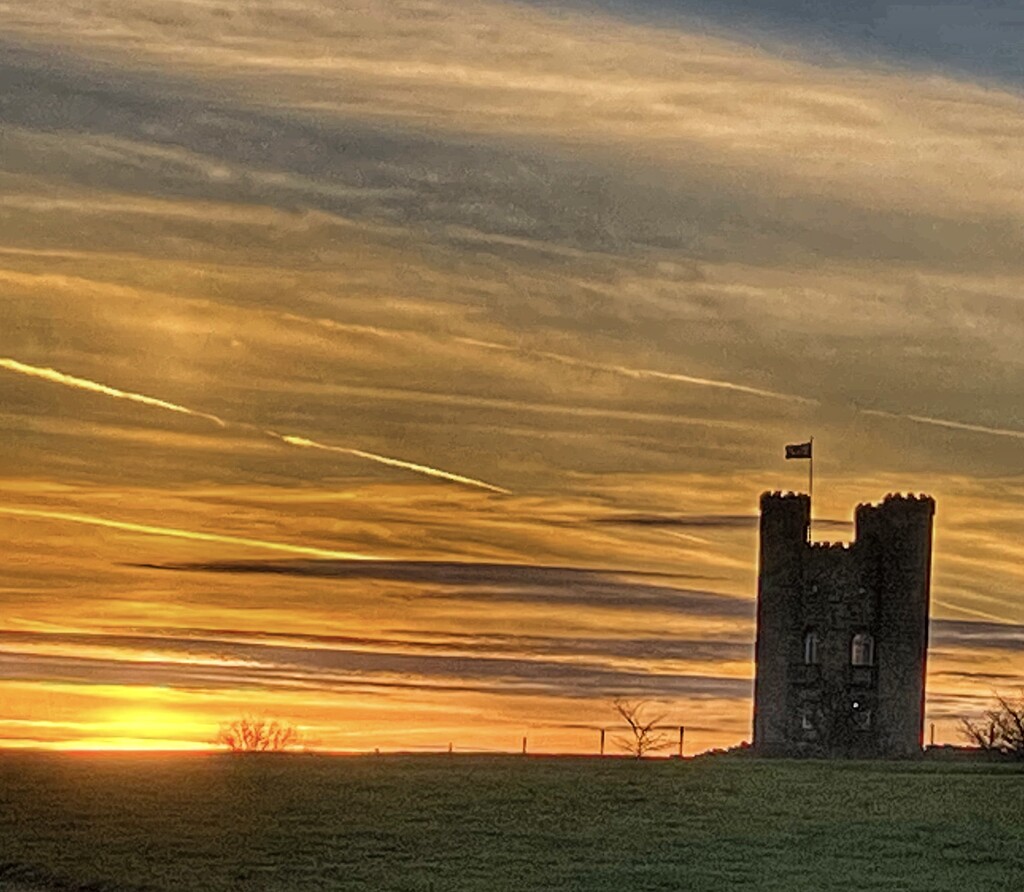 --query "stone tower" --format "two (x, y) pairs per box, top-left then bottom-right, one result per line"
(752, 491), (935, 757)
